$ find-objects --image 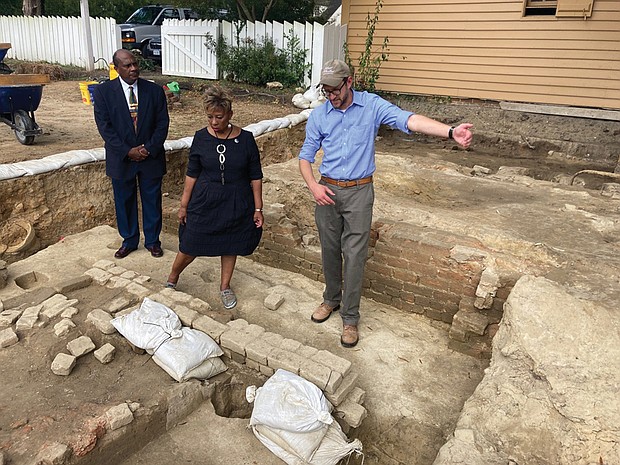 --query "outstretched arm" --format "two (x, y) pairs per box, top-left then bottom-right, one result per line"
(407, 114), (473, 148)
